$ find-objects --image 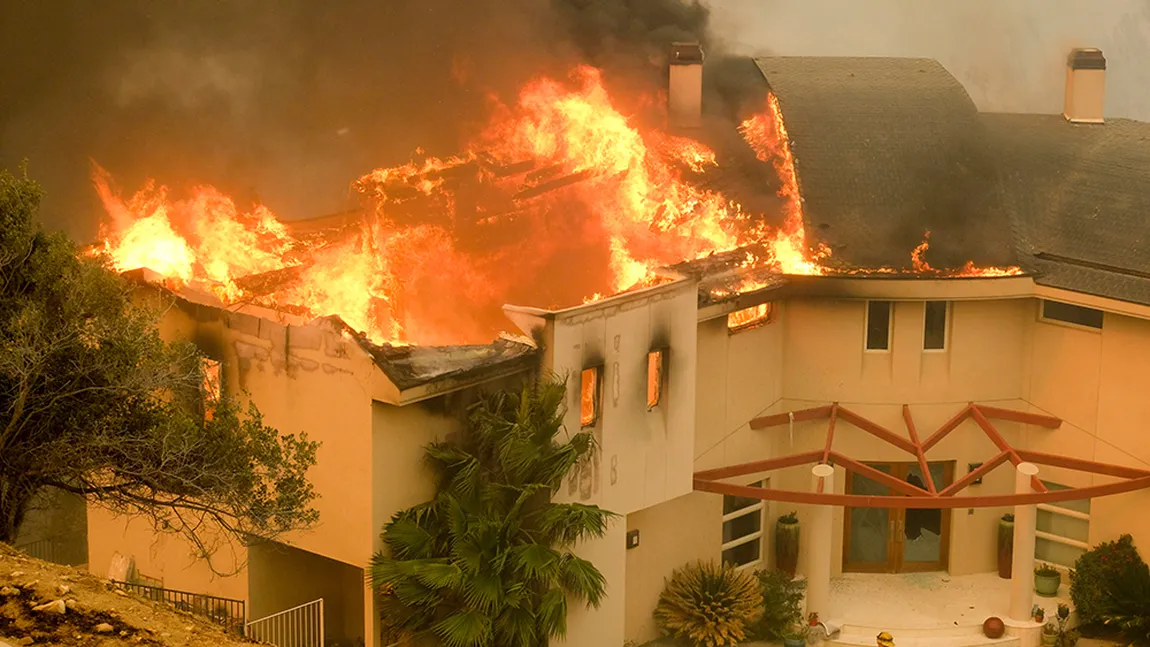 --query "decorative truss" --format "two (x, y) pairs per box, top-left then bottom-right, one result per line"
(693, 403), (1150, 508)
